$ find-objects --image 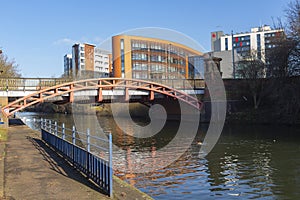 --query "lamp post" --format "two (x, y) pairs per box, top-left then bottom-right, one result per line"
(168, 43), (171, 78)
(0, 50), (2, 75)
(231, 30), (236, 79)
(0, 50), (3, 76)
